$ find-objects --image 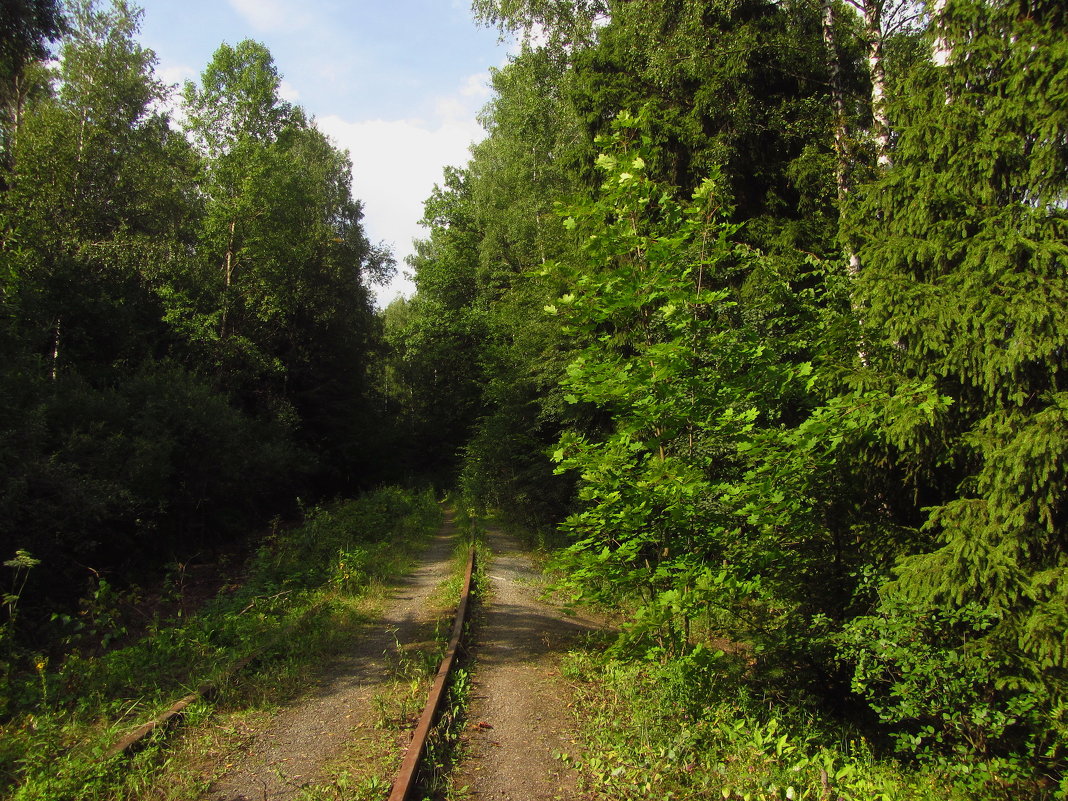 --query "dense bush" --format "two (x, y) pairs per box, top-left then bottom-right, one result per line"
(0, 361), (306, 622)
